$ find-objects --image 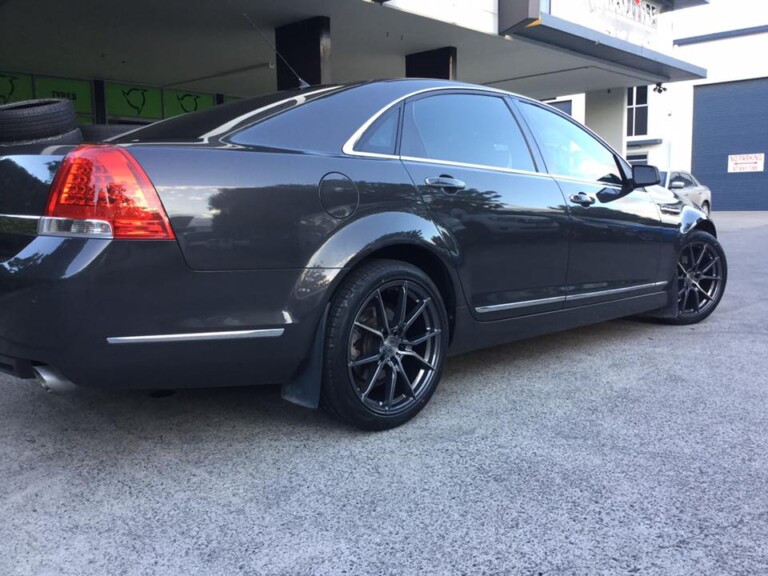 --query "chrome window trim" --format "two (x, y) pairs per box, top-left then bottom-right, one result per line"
(342, 85), (510, 158)
(399, 155), (549, 179)
(548, 173), (625, 189)
(107, 328), (285, 345)
(474, 282), (668, 314)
